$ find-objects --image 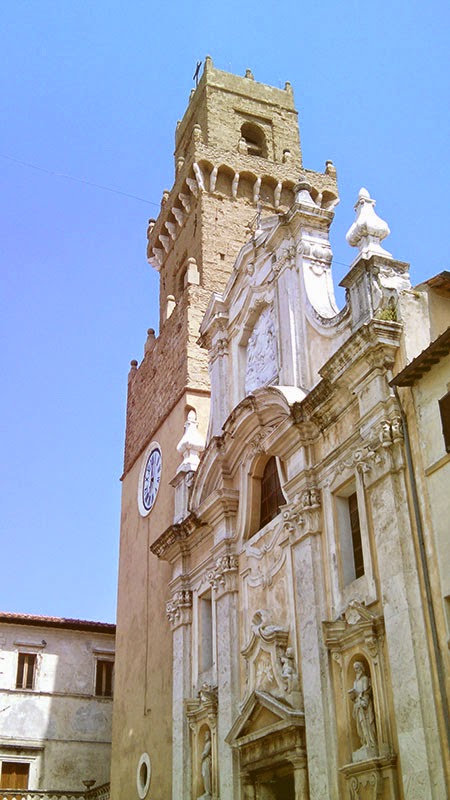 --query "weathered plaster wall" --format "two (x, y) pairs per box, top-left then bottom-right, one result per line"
(0, 622), (114, 791)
